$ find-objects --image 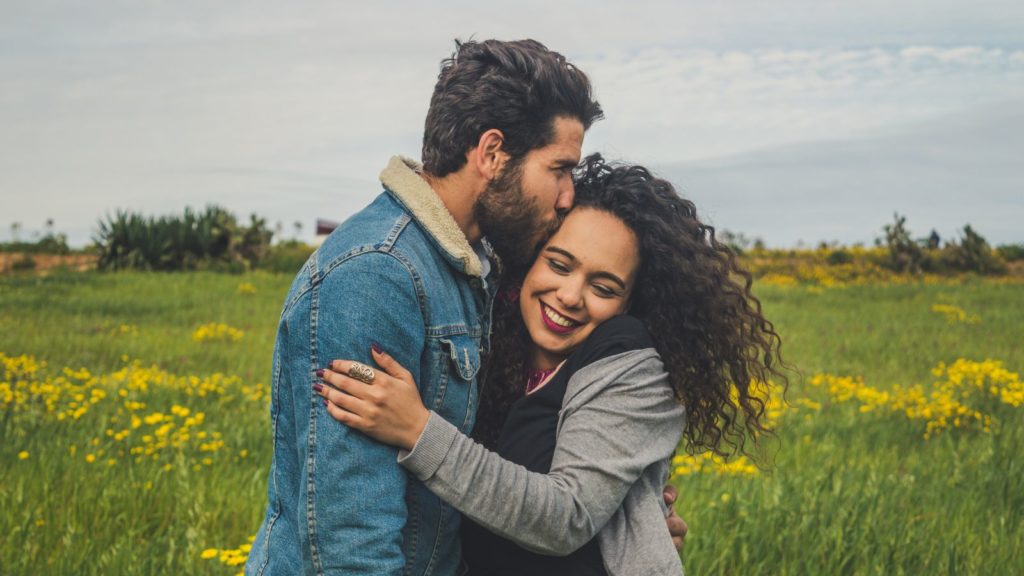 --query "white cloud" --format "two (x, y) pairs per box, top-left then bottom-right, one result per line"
(583, 46), (1024, 163)
(1, 1), (1022, 245)
(656, 103), (1024, 247)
